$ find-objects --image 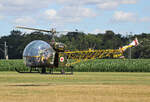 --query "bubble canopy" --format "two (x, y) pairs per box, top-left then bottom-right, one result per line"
(23, 40), (54, 57)
(23, 40), (55, 67)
